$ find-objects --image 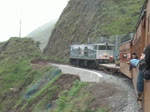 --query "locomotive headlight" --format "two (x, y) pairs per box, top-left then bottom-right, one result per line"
(110, 55), (113, 58)
(99, 55), (102, 58)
